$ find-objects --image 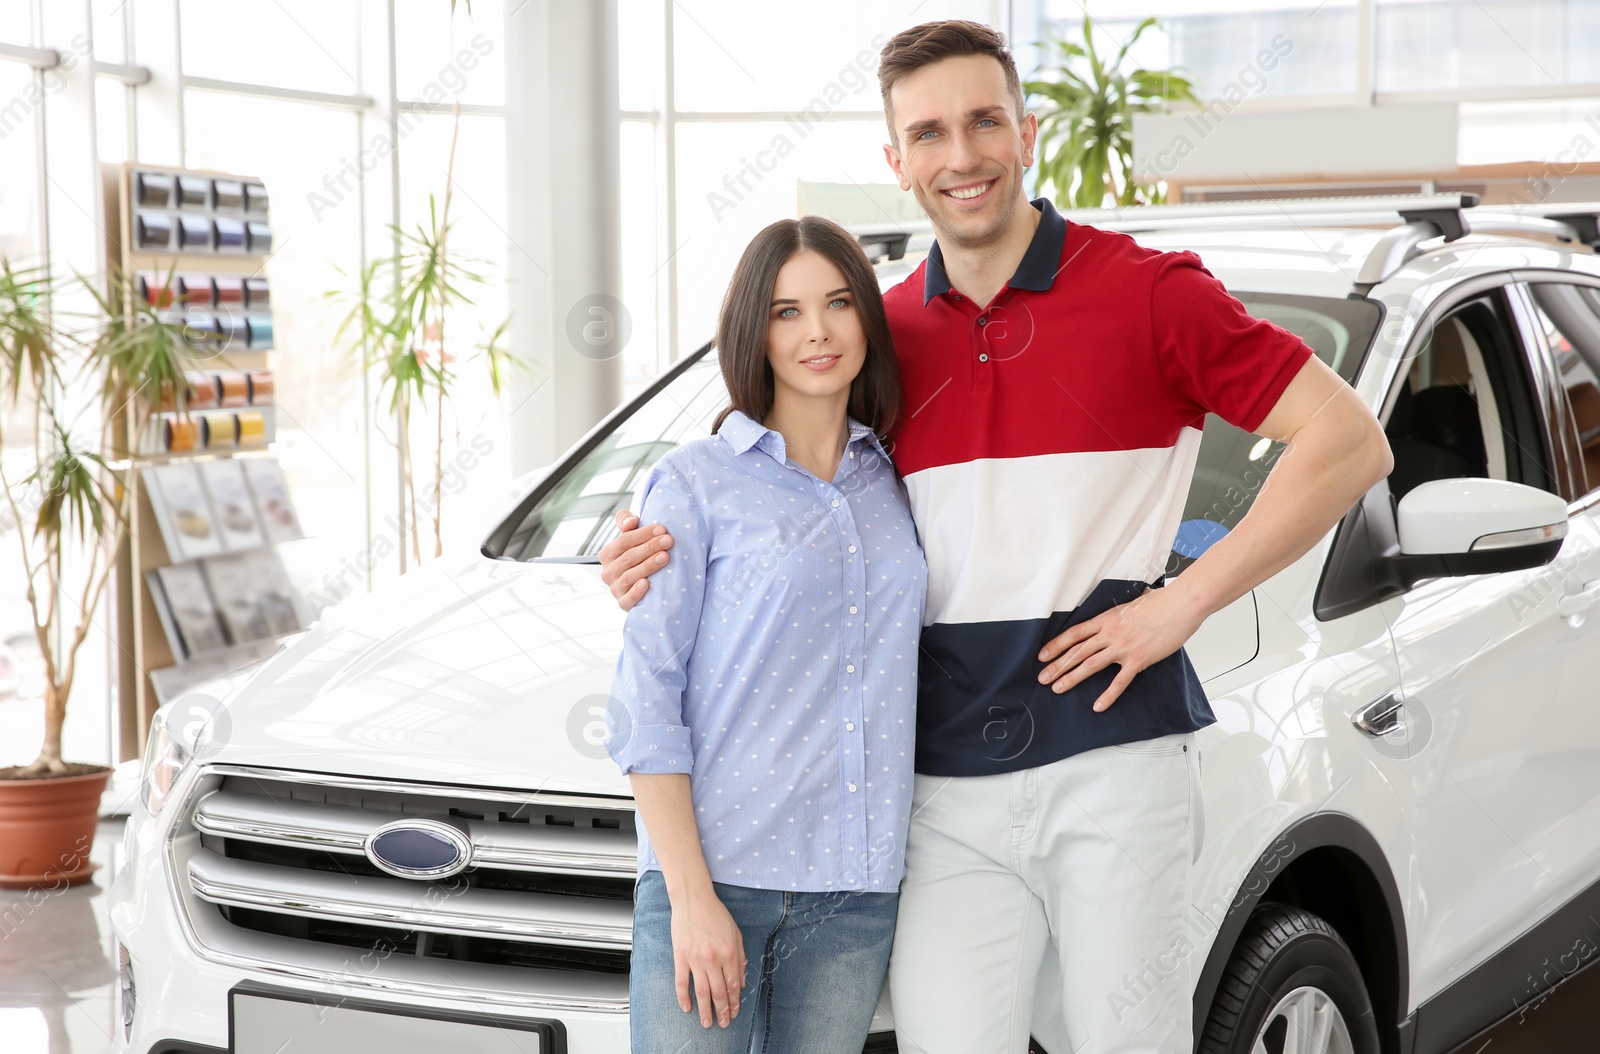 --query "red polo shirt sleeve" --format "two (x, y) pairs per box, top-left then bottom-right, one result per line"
(1149, 250), (1313, 433)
